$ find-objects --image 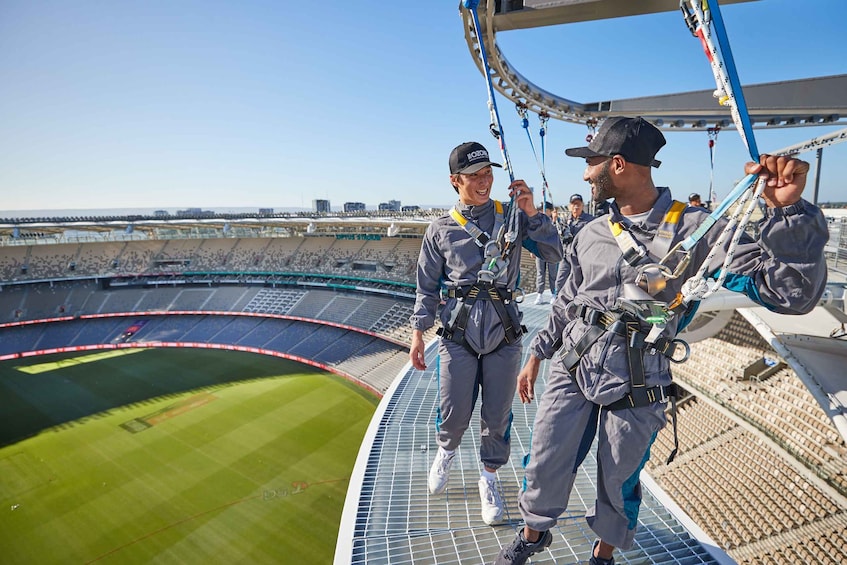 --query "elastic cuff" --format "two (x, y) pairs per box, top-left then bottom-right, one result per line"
(764, 199), (808, 218)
